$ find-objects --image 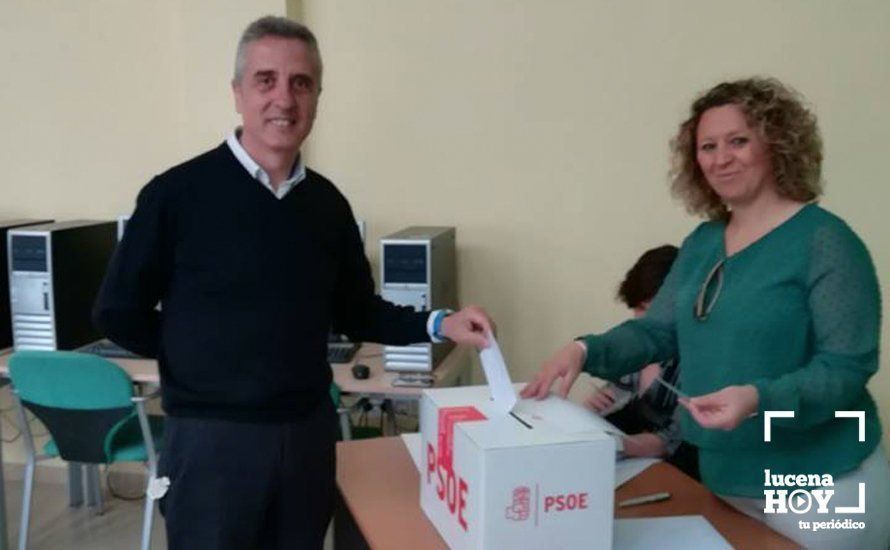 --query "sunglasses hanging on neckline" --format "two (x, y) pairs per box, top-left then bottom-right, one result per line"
(693, 258), (726, 321)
